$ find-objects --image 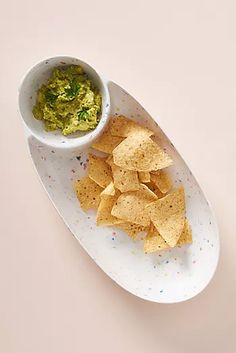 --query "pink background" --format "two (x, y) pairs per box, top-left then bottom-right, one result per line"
(1, 1), (236, 352)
